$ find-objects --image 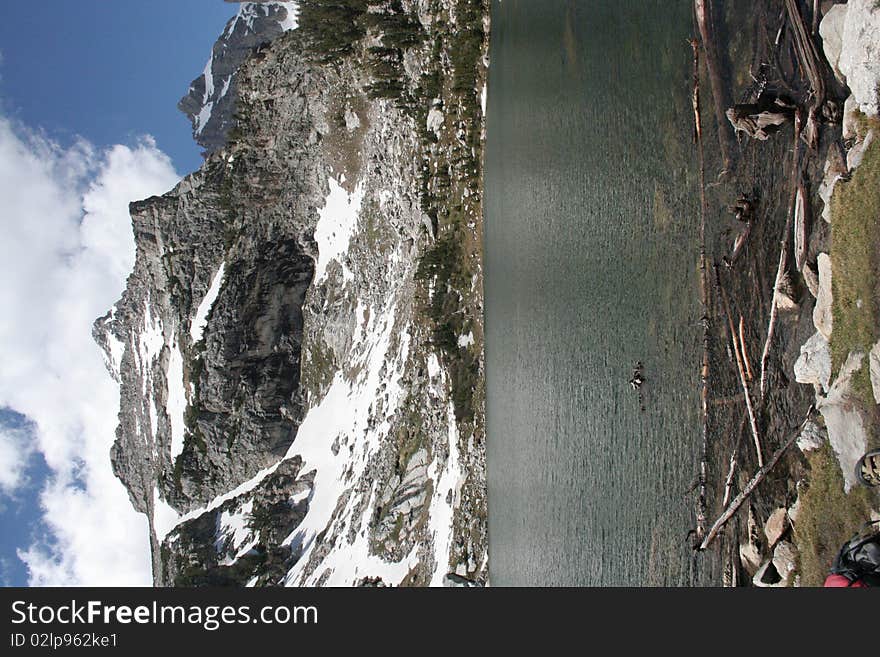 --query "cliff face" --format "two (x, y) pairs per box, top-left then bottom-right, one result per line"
(94, 0), (488, 587)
